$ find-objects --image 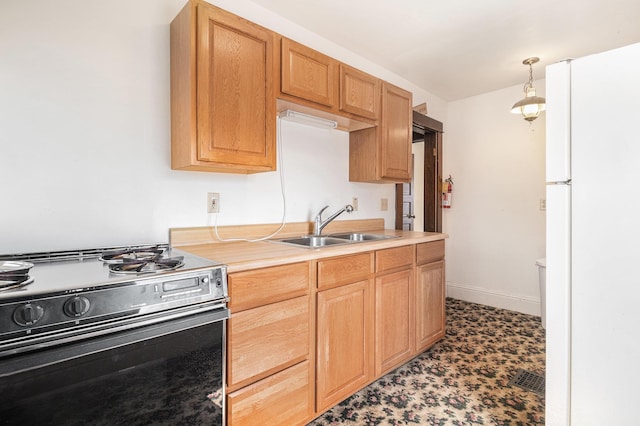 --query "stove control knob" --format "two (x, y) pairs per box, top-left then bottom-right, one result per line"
(64, 296), (91, 318)
(13, 303), (45, 326)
